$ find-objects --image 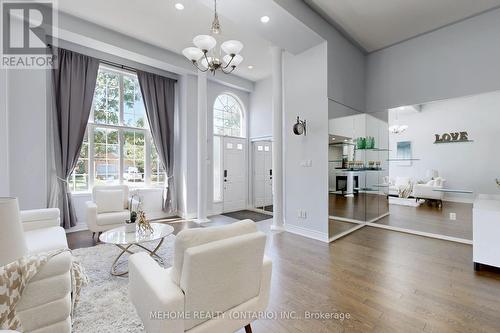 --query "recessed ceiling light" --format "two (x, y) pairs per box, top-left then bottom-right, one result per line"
(247, 65), (254, 69)
(175, 3), (184, 10)
(260, 16), (270, 23)
(331, 137), (335, 140)
(344, 139), (348, 142)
